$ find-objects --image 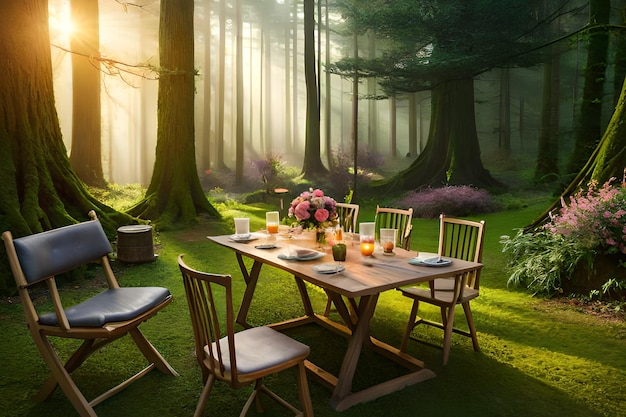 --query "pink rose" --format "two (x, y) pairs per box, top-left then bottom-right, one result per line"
(294, 201), (311, 221)
(312, 189), (324, 198)
(315, 208), (329, 222)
